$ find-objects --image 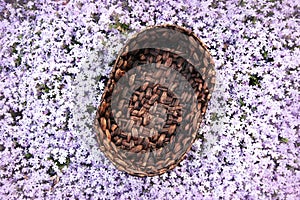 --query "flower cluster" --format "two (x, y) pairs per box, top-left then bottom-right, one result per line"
(0, 0), (299, 199)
